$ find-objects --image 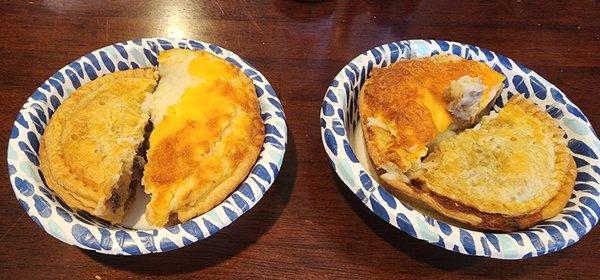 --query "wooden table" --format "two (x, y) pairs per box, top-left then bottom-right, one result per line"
(1, 1), (599, 279)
